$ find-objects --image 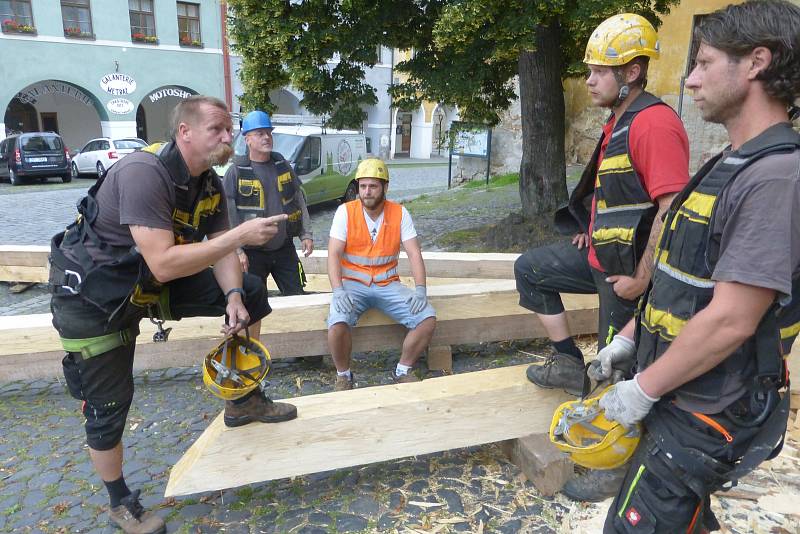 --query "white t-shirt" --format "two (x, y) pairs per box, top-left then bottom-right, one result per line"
(329, 203), (417, 243)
